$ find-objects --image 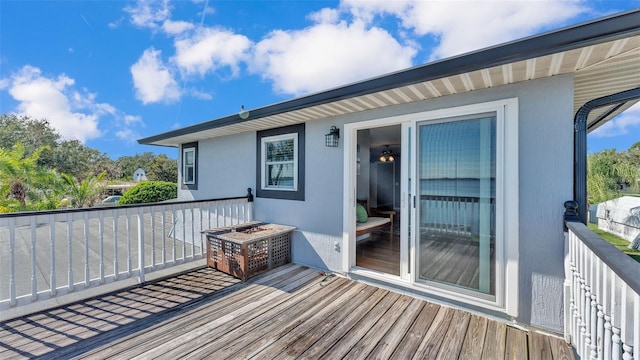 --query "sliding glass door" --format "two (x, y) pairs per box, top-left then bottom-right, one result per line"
(413, 113), (496, 296)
